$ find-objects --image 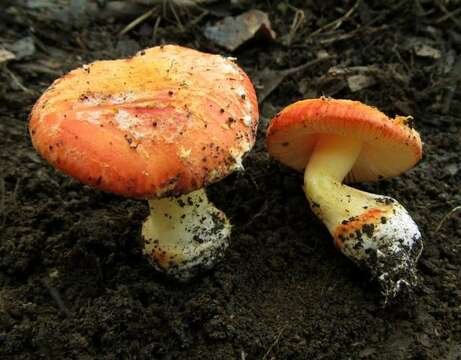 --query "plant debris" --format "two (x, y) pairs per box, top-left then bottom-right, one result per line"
(203, 9), (276, 51)
(255, 56), (334, 103)
(0, 49), (15, 64)
(7, 36), (36, 60)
